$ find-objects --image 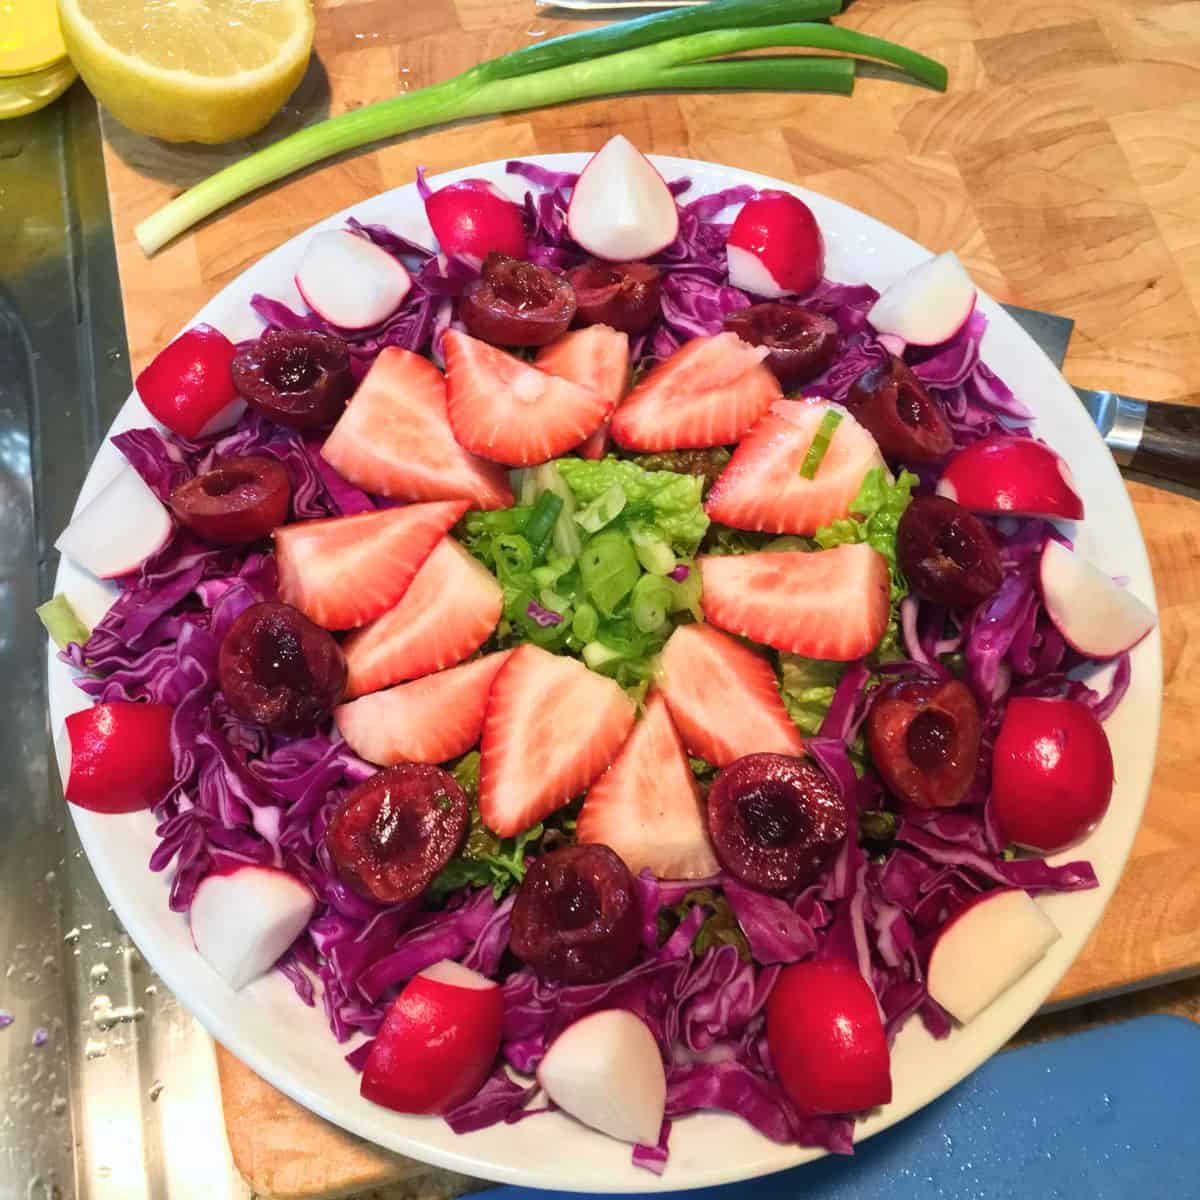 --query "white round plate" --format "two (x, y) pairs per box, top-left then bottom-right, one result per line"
(47, 153), (1161, 1191)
